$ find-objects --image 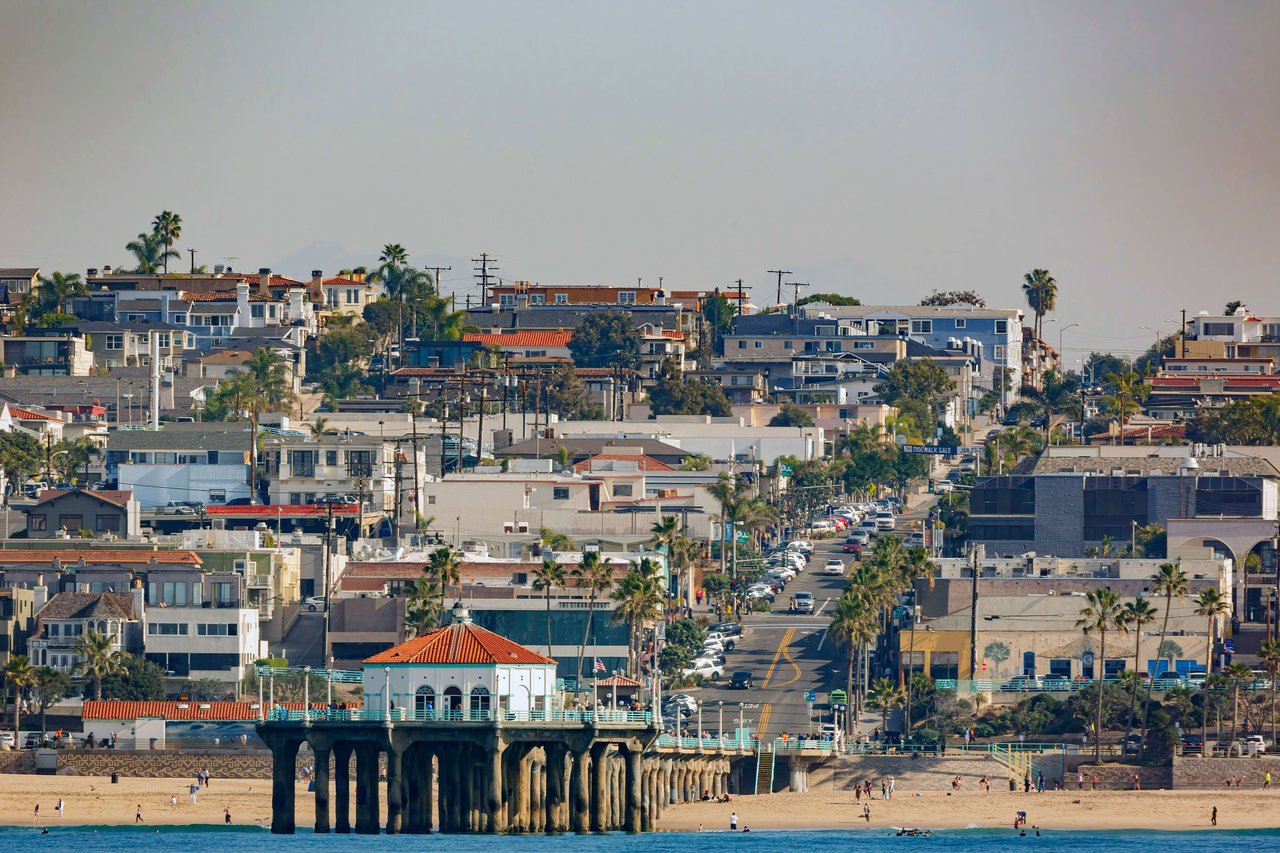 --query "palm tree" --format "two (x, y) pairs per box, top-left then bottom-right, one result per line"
(37, 272), (86, 315)
(1223, 662), (1255, 748)
(426, 547), (463, 610)
(1021, 369), (1080, 444)
(539, 527), (576, 553)
(1100, 369), (1149, 442)
(125, 231), (179, 274)
(1259, 638), (1280, 747)
(531, 558), (566, 656)
(706, 472), (752, 575)
(570, 551), (615, 691)
(309, 417), (334, 437)
(651, 514), (693, 602)
(3, 655), (33, 735)
(1077, 587), (1124, 763)
(1141, 562), (1188, 759)
(379, 243), (409, 267)
(1117, 596), (1157, 753)
(230, 348), (299, 496)
(72, 628), (125, 701)
(1021, 268), (1058, 387)
(404, 575), (442, 638)
(151, 211), (183, 273)
(1194, 588), (1230, 755)
(828, 590), (876, 735)
(612, 559), (665, 674)
(867, 676), (905, 738)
